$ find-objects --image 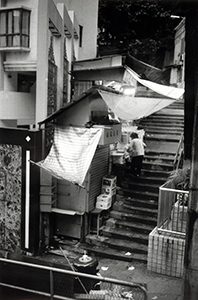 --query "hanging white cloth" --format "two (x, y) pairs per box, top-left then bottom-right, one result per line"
(35, 126), (102, 186)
